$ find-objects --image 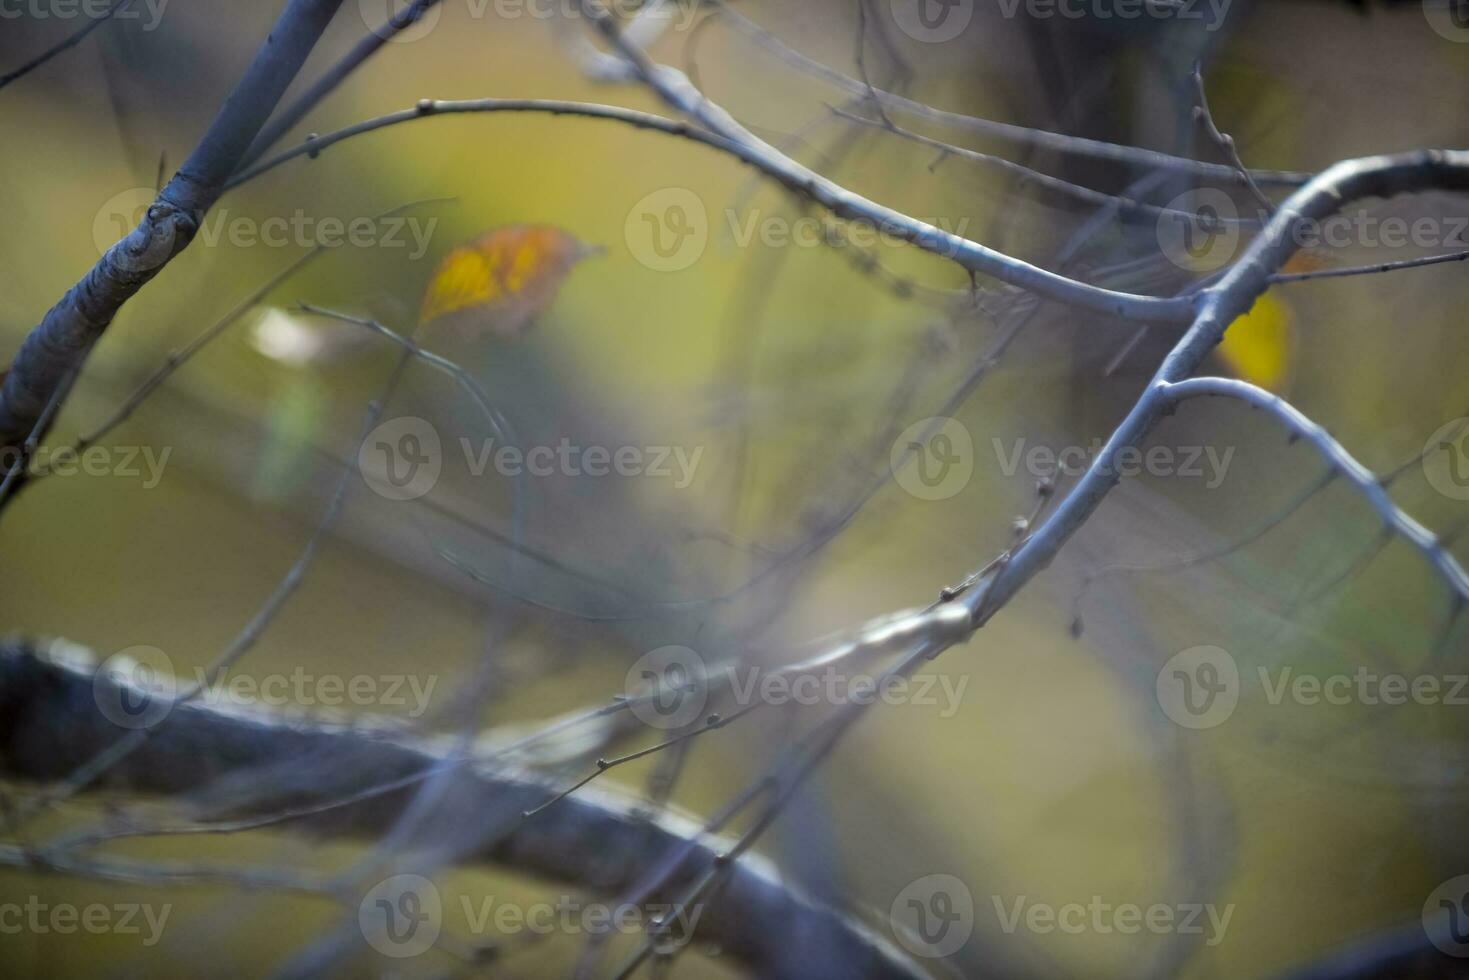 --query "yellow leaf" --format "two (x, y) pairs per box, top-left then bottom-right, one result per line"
(1217, 291), (1296, 392)
(418, 224), (601, 339)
